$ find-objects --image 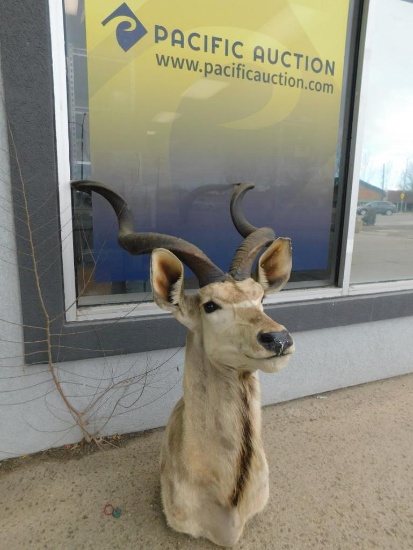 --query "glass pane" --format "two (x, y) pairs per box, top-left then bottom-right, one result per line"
(350, 0), (413, 284)
(65, 0), (354, 305)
